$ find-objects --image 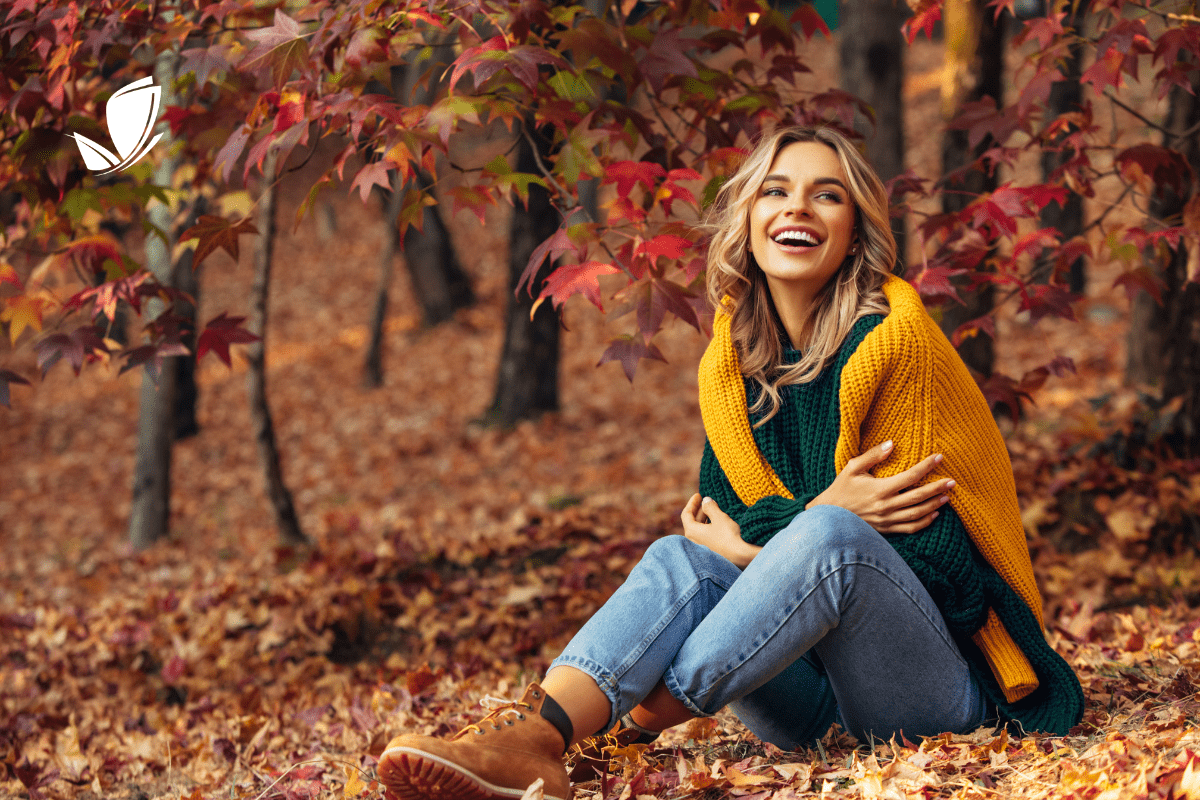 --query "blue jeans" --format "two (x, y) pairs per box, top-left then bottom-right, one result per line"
(548, 505), (985, 749)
